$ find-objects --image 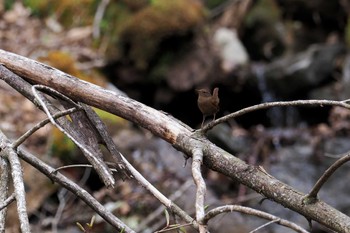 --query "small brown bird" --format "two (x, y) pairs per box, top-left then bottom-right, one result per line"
(196, 88), (220, 128)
